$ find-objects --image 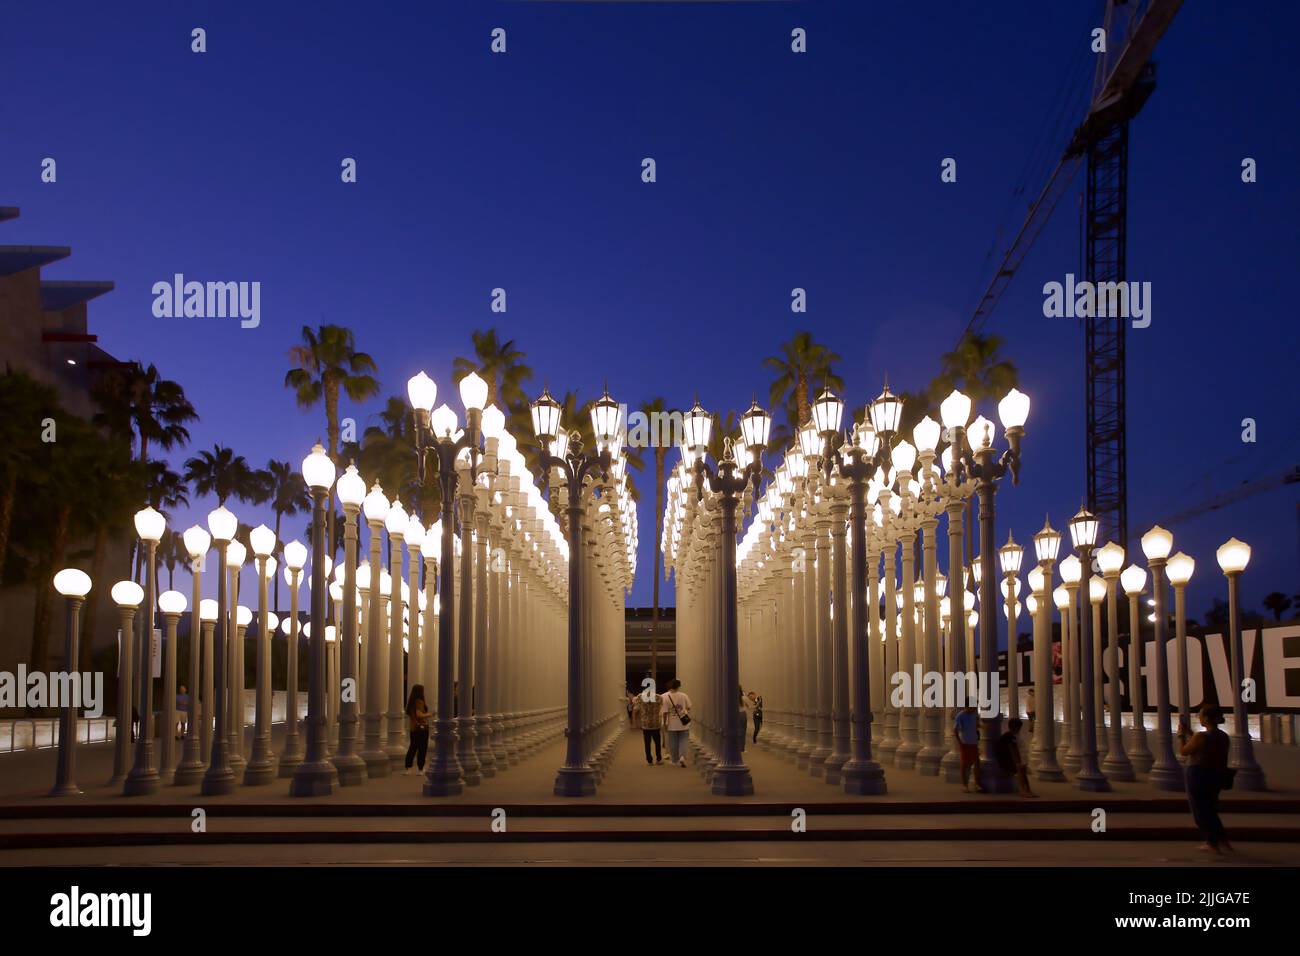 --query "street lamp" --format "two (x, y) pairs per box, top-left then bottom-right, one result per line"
(124, 505), (166, 795)
(360, 481), (391, 777)
(174, 525), (210, 785)
(51, 568), (91, 796)
(1096, 540), (1133, 780)
(1068, 504), (1109, 791)
(110, 579), (144, 786)
(1120, 563), (1153, 772)
(1140, 524), (1182, 790)
(1166, 550), (1195, 735)
(156, 588), (186, 784)
(533, 385), (618, 797)
(244, 524), (278, 784)
(816, 385), (888, 796)
(409, 369), (487, 797)
(1215, 537), (1266, 790)
(1029, 518), (1064, 780)
(290, 442), (339, 796)
(332, 463), (366, 784)
(999, 531), (1024, 721)
(279, 538), (308, 777)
